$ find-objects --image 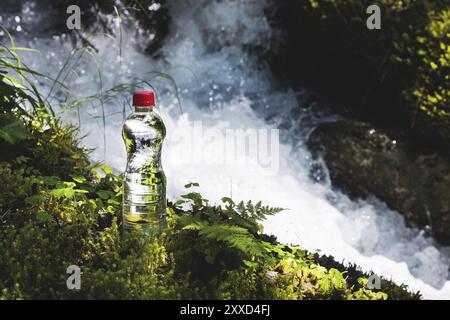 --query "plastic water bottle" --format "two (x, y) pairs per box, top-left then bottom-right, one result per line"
(122, 91), (167, 234)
